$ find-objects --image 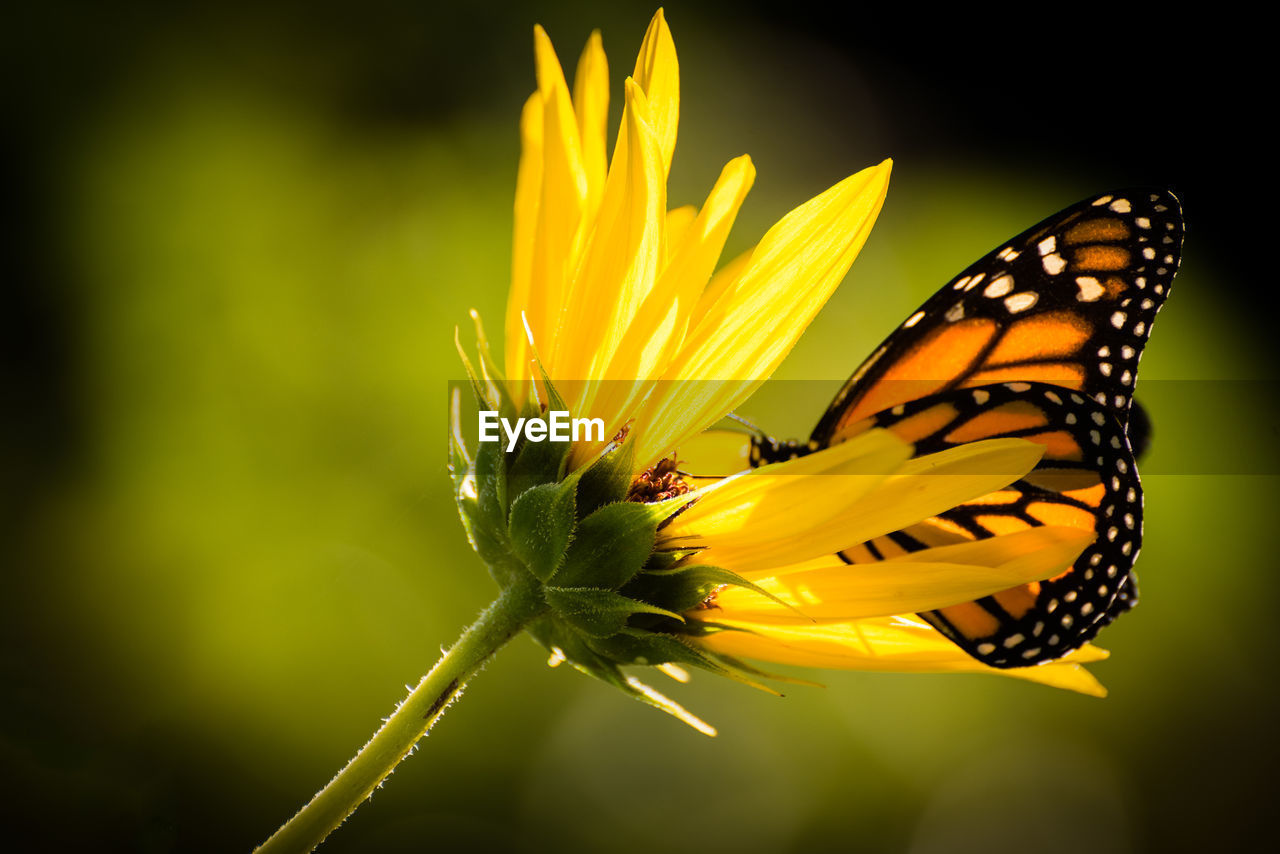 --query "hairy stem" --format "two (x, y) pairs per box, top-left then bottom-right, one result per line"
(255, 574), (546, 853)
